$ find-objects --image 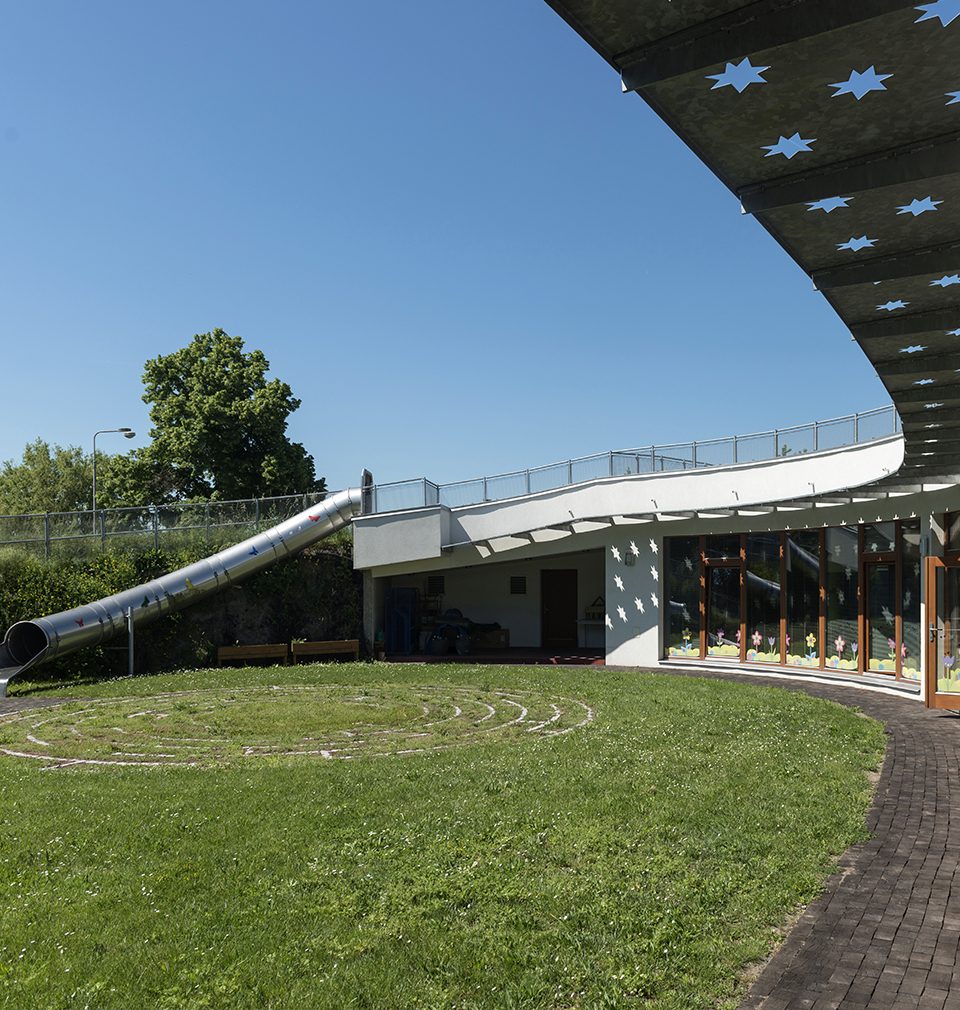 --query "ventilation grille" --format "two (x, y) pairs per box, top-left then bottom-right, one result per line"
(510, 576), (527, 595)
